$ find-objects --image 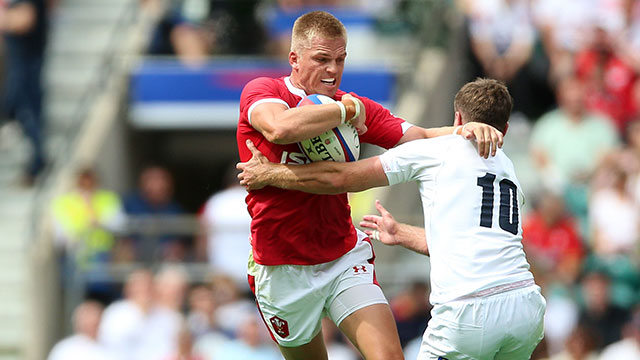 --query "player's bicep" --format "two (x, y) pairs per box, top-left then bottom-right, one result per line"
(249, 101), (289, 135)
(396, 126), (430, 144)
